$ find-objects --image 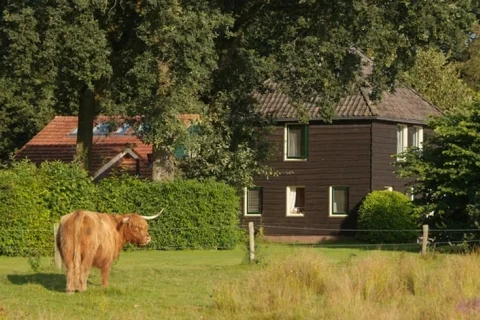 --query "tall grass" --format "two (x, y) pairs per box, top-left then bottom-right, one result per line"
(212, 251), (480, 319)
